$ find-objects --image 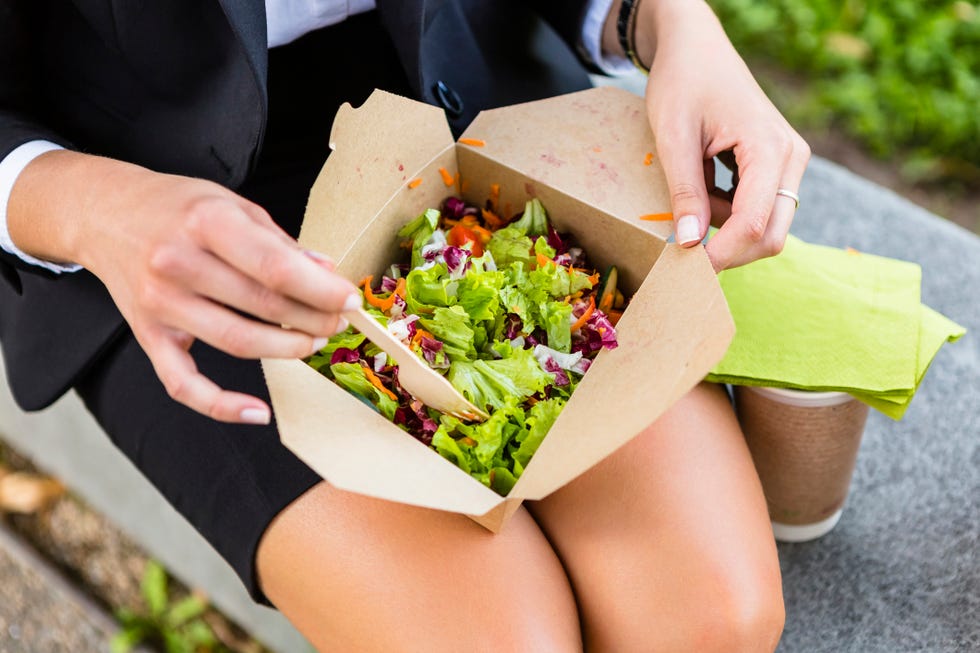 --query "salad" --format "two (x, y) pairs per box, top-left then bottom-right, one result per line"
(308, 194), (626, 495)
